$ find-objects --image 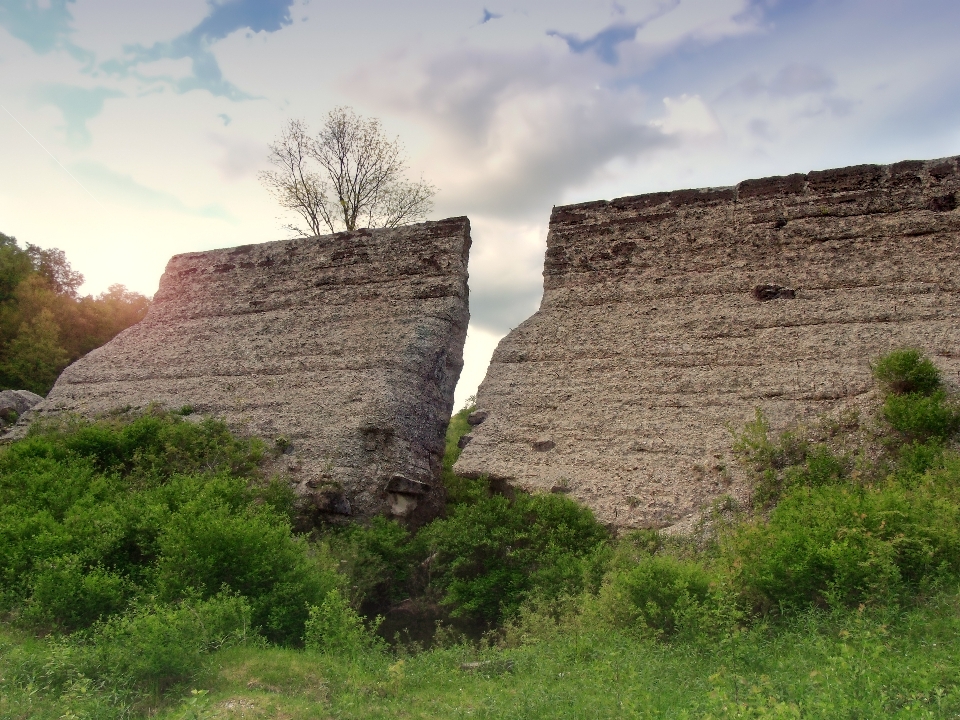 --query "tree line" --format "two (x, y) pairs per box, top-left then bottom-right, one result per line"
(0, 232), (149, 396)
